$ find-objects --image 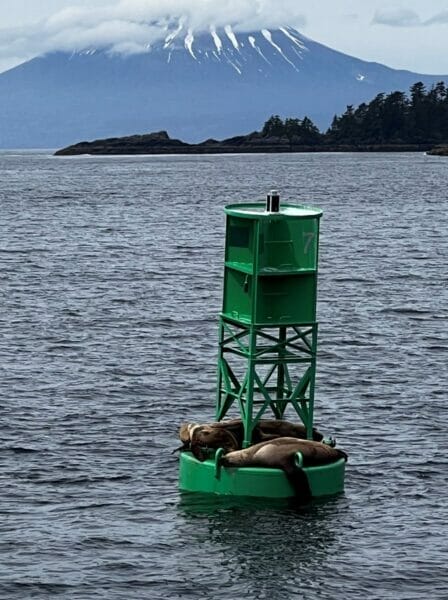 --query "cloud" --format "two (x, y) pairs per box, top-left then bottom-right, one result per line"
(372, 9), (421, 27)
(0, 0), (307, 71)
(111, 0), (307, 32)
(425, 10), (448, 25)
(373, 8), (448, 28)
